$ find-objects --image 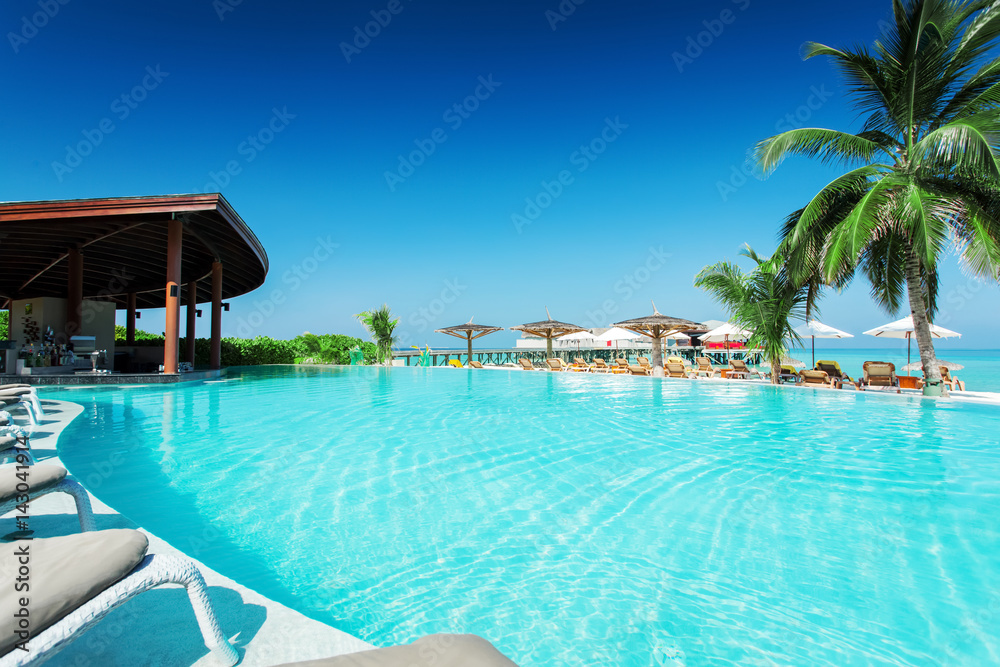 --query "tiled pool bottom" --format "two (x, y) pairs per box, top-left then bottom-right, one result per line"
(51, 366), (1000, 665)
